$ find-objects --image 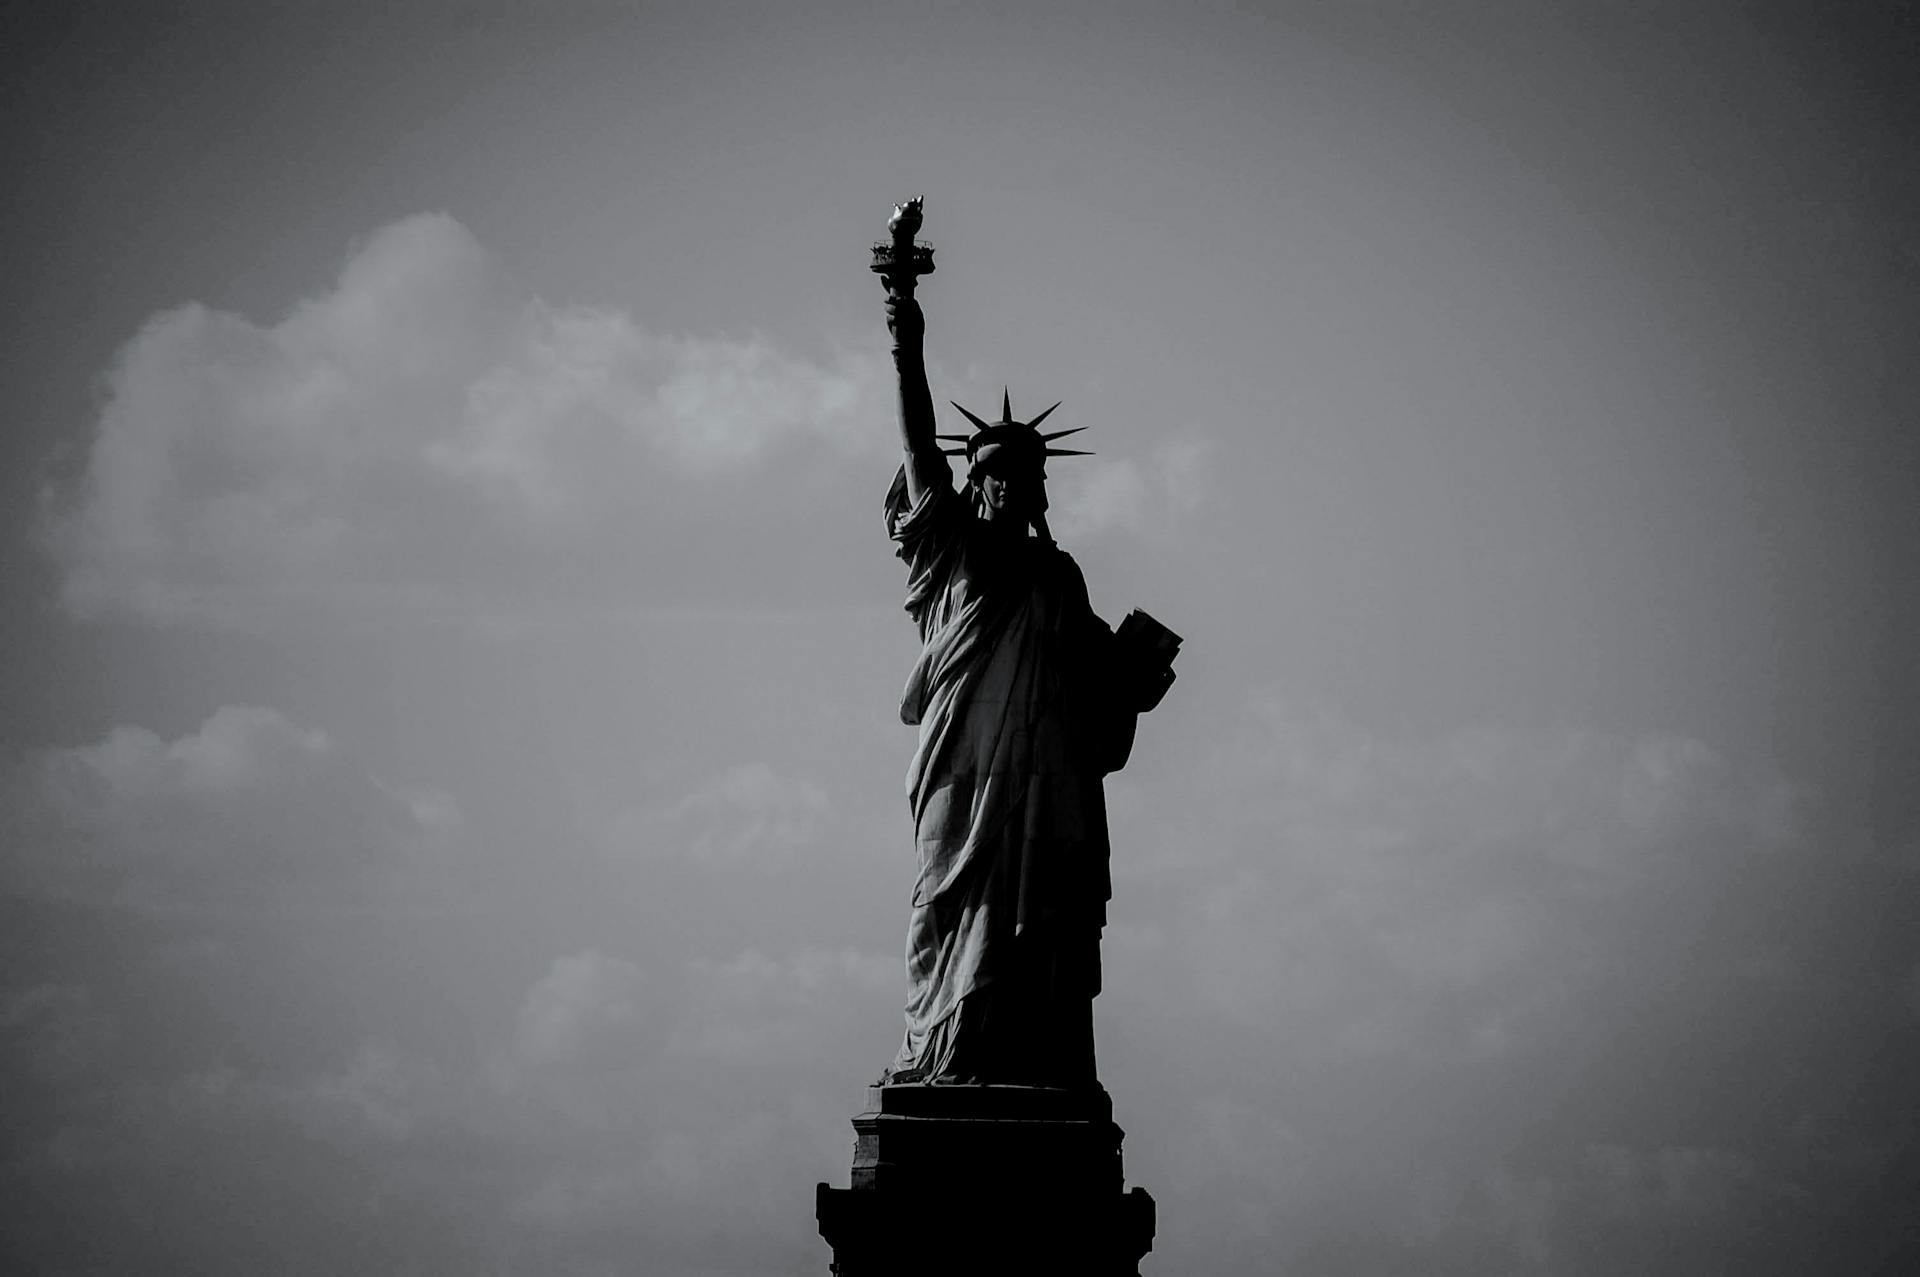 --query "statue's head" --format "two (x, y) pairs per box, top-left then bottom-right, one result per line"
(940, 391), (1091, 533)
(971, 429), (1048, 524)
